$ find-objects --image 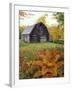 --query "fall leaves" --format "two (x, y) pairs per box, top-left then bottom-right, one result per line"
(19, 48), (64, 79)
